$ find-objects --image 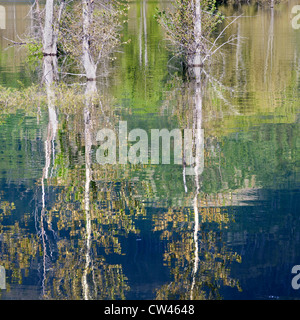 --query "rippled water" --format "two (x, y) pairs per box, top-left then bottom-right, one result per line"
(0, 0), (299, 299)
